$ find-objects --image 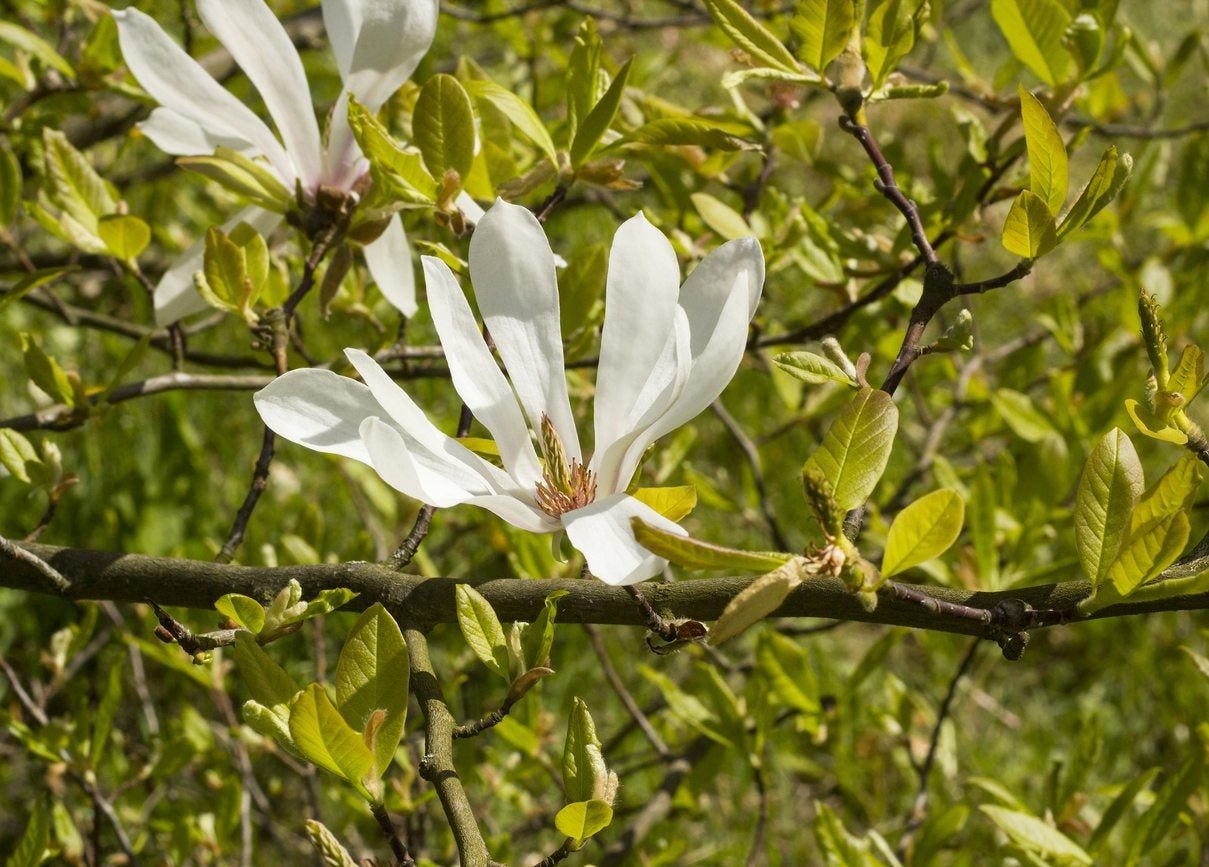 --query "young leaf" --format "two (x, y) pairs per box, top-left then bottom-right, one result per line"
(0, 429), (38, 484)
(305, 819), (358, 867)
(774, 351), (858, 387)
(231, 631), (300, 720)
(1074, 428), (1143, 589)
(979, 806), (1092, 865)
(1019, 87), (1068, 215)
(1058, 146), (1132, 239)
(1124, 399), (1187, 445)
(455, 584), (509, 679)
(464, 80), (558, 165)
(5, 797), (51, 867)
(710, 560), (805, 645)
(1001, 189), (1058, 258)
(791, 0), (856, 73)
(756, 631), (820, 715)
(216, 593), (266, 633)
(0, 143), (20, 227)
(20, 333), (75, 405)
(521, 590), (567, 670)
(631, 518), (793, 572)
(864, 0), (923, 88)
(802, 387), (899, 510)
(563, 698), (608, 803)
(289, 684), (376, 798)
(97, 214), (150, 261)
(632, 485), (697, 522)
(991, 388), (1055, 442)
(346, 98), (436, 195)
(702, 0), (800, 72)
(334, 603), (409, 778)
(177, 148), (293, 212)
(554, 800), (613, 843)
(415, 73), (476, 184)
(41, 128), (116, 231)
(1167, 344), (1205, 402)
(570, 58), (632, 169)
(990, 0), (1072, 86)
(690, 192), (752, 241)
(882, 489), (966, 578)
(1107, 456), (1200, 595)
(0, 21), (74, 77)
